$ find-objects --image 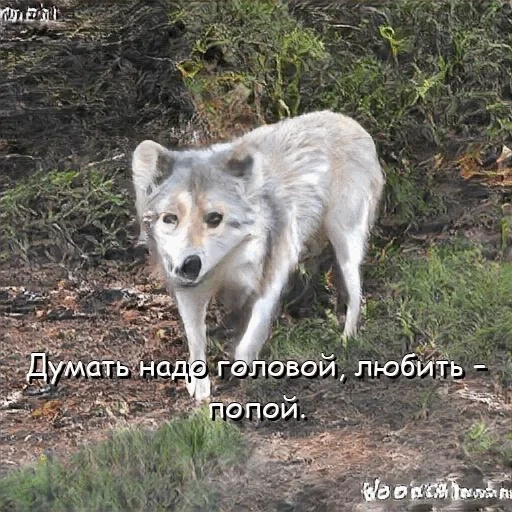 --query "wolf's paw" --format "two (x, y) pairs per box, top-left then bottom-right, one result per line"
(186, 373), (211, 402)
(342, 323), (357, 340)
(233, 348), (255, 366)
